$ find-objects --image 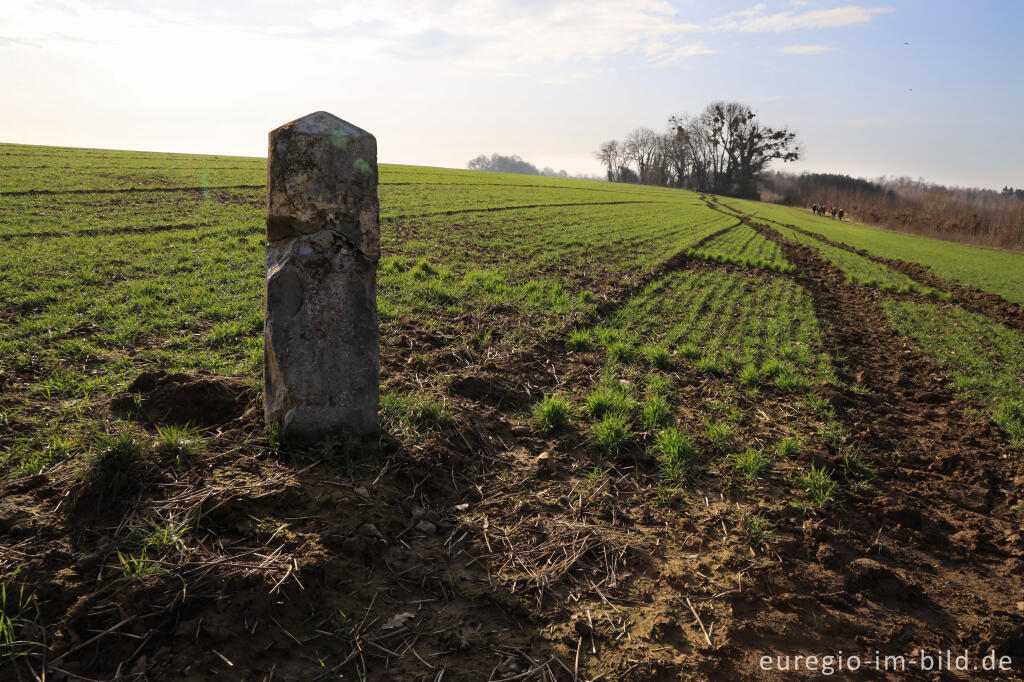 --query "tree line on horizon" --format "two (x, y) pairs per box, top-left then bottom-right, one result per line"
(595, 101), (799, 198)
(598, 100), (1022, 250)
(466, 153), (602, 181)
(763, 172), (1024, 250)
